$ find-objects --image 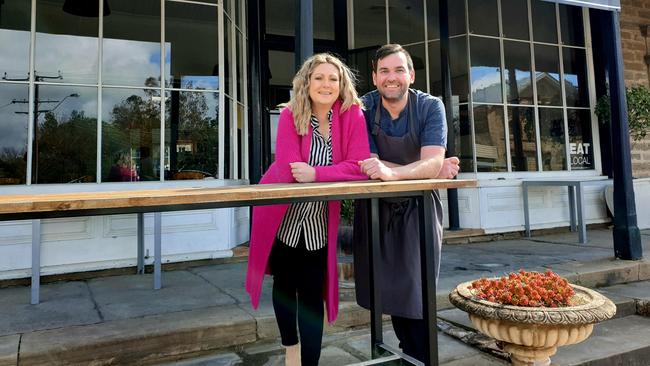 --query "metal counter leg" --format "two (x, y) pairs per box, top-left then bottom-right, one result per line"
(31, 219), (41, 305)
(419, 192), (439, 366)
(137, 213), (144, 275)
(568, 186), (577, 232)
(523, 184), (531, 237)
(576, 183), (587, 244)
(368, 198), (383, 358)
(154, 212), (162, 289)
